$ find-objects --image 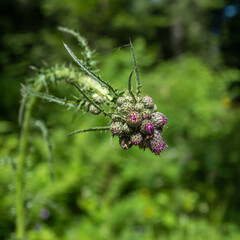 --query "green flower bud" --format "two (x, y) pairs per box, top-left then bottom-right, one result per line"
(89, 105), (101, 115)
(141, 95), (155, 109)
(151, 112), (167, 128)
(110, 122), (124, 136)
(116, 97), (126, 106)
(134, 102), (145, 112)
(123, 93), (134, 102)
(84, 101), (90, 109)
(122, 123), (132, 135)
(117, 102), (134, 114)
(138, 138), (150, 150)
(117, 94), (134, 106)
(142, 109), (152, 119)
